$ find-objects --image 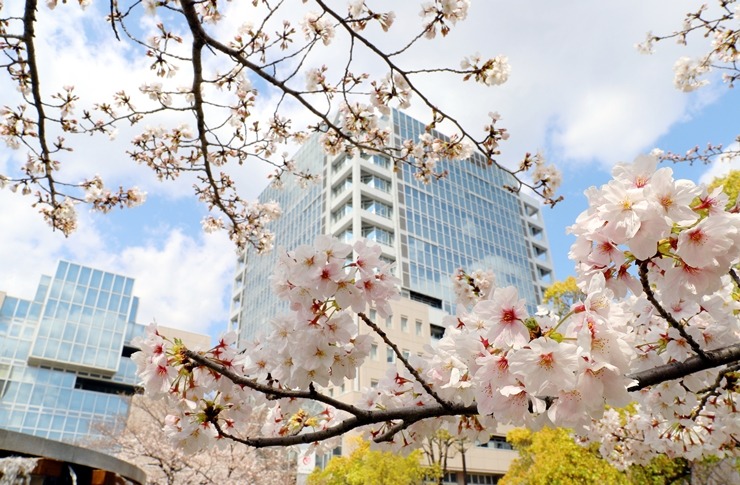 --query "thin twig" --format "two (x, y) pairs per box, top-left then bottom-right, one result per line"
(638, 261), (709, 360)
